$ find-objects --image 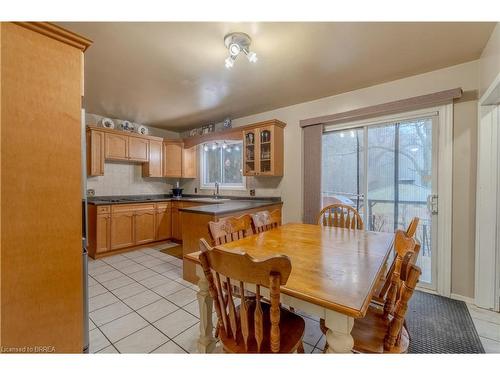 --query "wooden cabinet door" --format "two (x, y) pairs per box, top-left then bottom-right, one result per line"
(171, 206), (181, 240)
(143, 140), (163, 177)
(156, 208), (172, 240)
(110, 211), (134, 250)
(96, 214), (110, 253)
(243, 129), (258, 176)
(105, 133), (128, 160)
(163, 142), (183, 177)
(134, 210), (156, 244)
(182, 146), (197, 178)
(128, 136), (149, 162)
(87, 129), (104, 176)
